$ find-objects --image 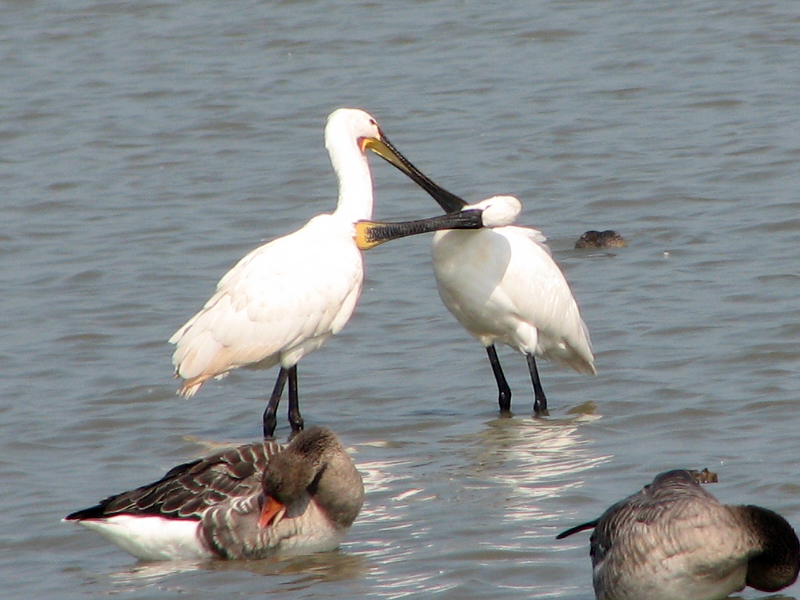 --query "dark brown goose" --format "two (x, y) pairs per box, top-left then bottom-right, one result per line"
(557, 470), (800, 600)
(64, 427), (364, 560)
